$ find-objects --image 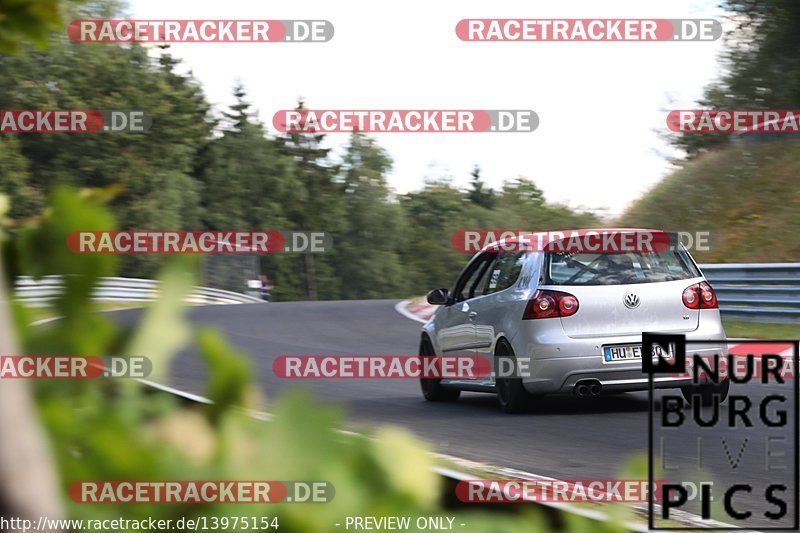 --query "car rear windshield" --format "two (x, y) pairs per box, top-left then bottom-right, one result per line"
(544, 249), (701, 286)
